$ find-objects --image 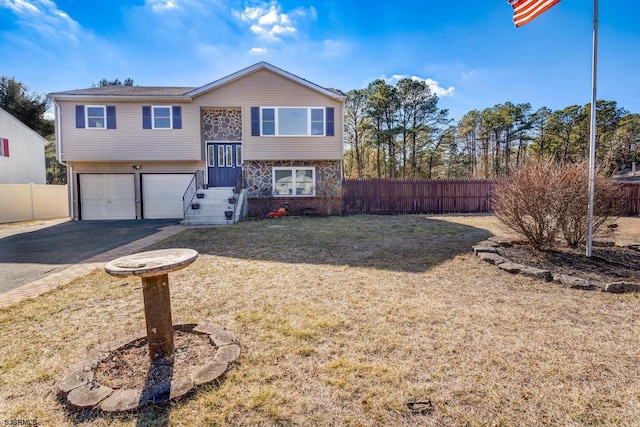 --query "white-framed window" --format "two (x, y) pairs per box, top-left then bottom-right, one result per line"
(152, 106), (172, 129)
(86, 105), (106, 129)
(217, 145), (225, 167)
(261, 107), (325, 136)
(207, 145), (215, 167)
(143, 105), (181, 130)
(235, 145), (242, 166)
(273, 167), (315, 196)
